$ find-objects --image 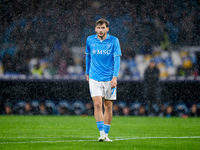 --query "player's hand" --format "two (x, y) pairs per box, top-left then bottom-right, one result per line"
(111, 76), (117, 88)
(86, 75), (89, 82)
